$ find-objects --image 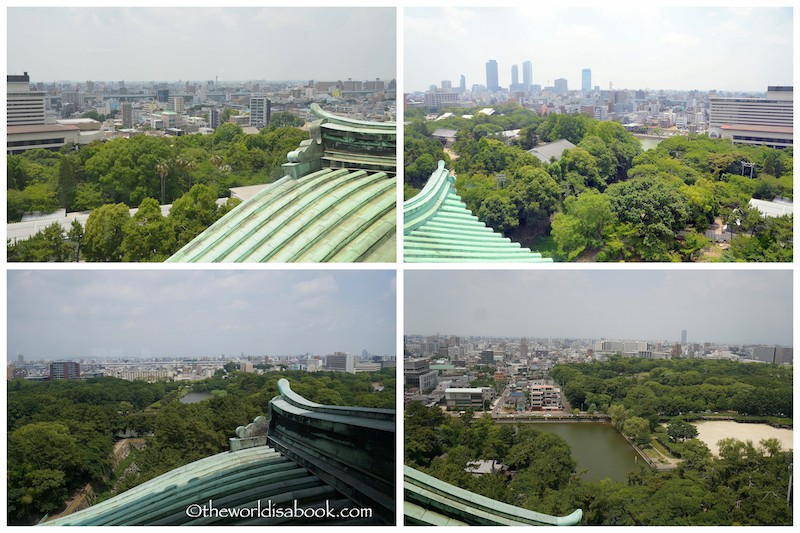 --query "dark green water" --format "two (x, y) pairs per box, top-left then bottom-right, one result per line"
(530, 422), (640, 482)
